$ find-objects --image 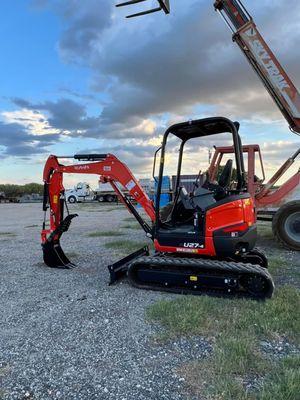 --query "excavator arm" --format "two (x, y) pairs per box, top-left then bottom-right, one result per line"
(214, 0), (300, 134)
(42, 154), (155, 269)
